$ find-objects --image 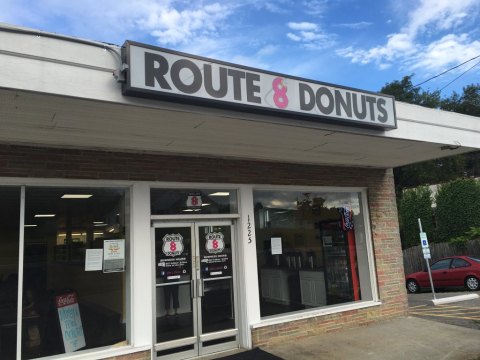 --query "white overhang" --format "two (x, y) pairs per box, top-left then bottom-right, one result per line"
(0, 24), (479, 169)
